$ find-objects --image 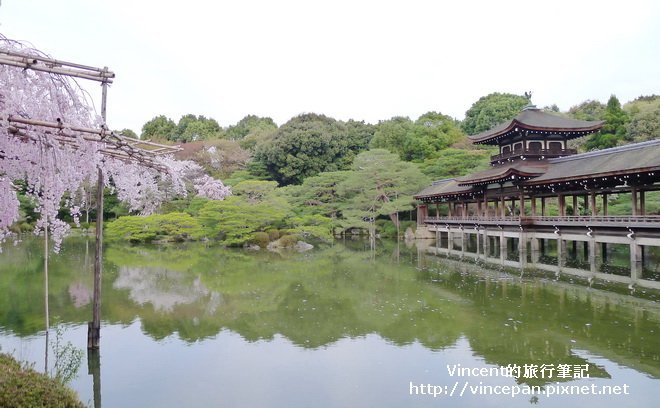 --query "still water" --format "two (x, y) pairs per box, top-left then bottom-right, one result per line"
(1, 238), (659, 407)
